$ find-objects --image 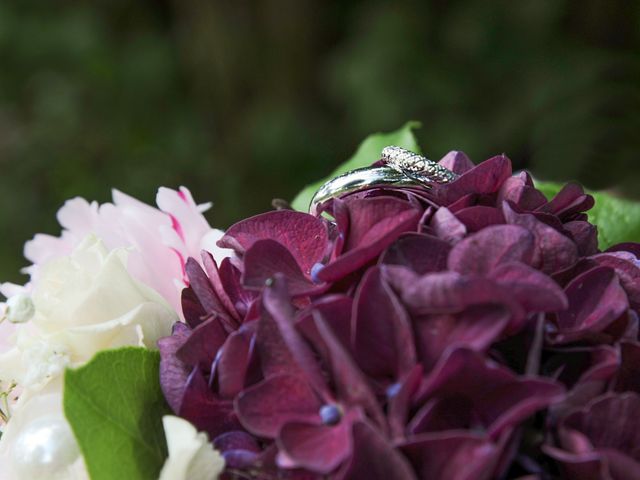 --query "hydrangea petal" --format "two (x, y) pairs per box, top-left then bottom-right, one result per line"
(454, 206), (505, 232)
(178, 368), (239, 438)
(380, 233), (450, 274)
(353, 268), (416, 379)
(337, 421), (417, 480)
(318, 197), (420, 282)
(503, 203), (579, 274)
(401, 431), (500, 480)
(429, 207), (467, 244)
(552, 266), (629, 344)
(176, 317), (227, 373)
(215, 328), (254, 399)
(235, 374), (321, 438)
(242, 240), (323, 296)
(437, 150), (475, 174)
(448, 225), (535, 275)
(435, 154), (512, 205)
(159, 322), (192, 412)
(278, 419), (353, 473)
(218, 211), (328, 274)
(592, 251), (640, 309)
